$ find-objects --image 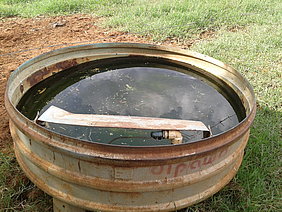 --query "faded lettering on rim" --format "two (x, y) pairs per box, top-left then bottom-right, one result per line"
(150, 147), (229, 177)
